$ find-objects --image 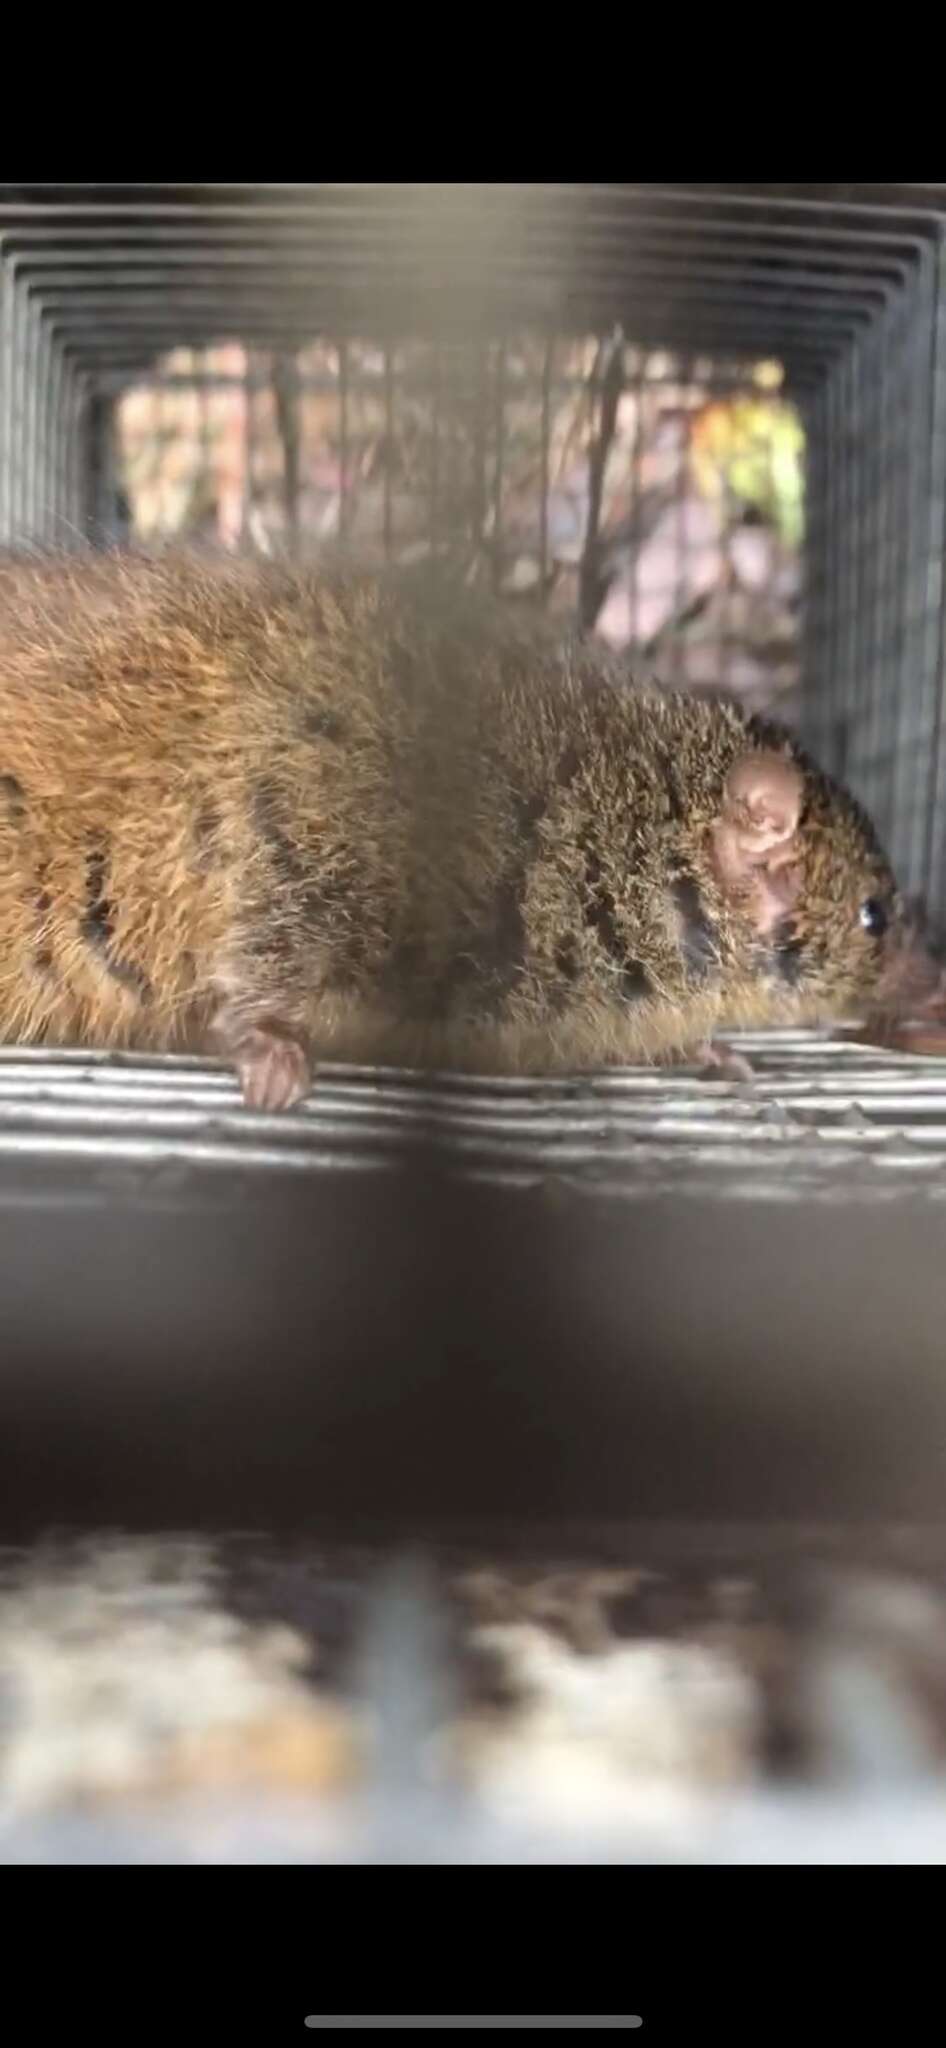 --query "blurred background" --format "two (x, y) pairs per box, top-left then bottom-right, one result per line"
(113, 339), (804, 722)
